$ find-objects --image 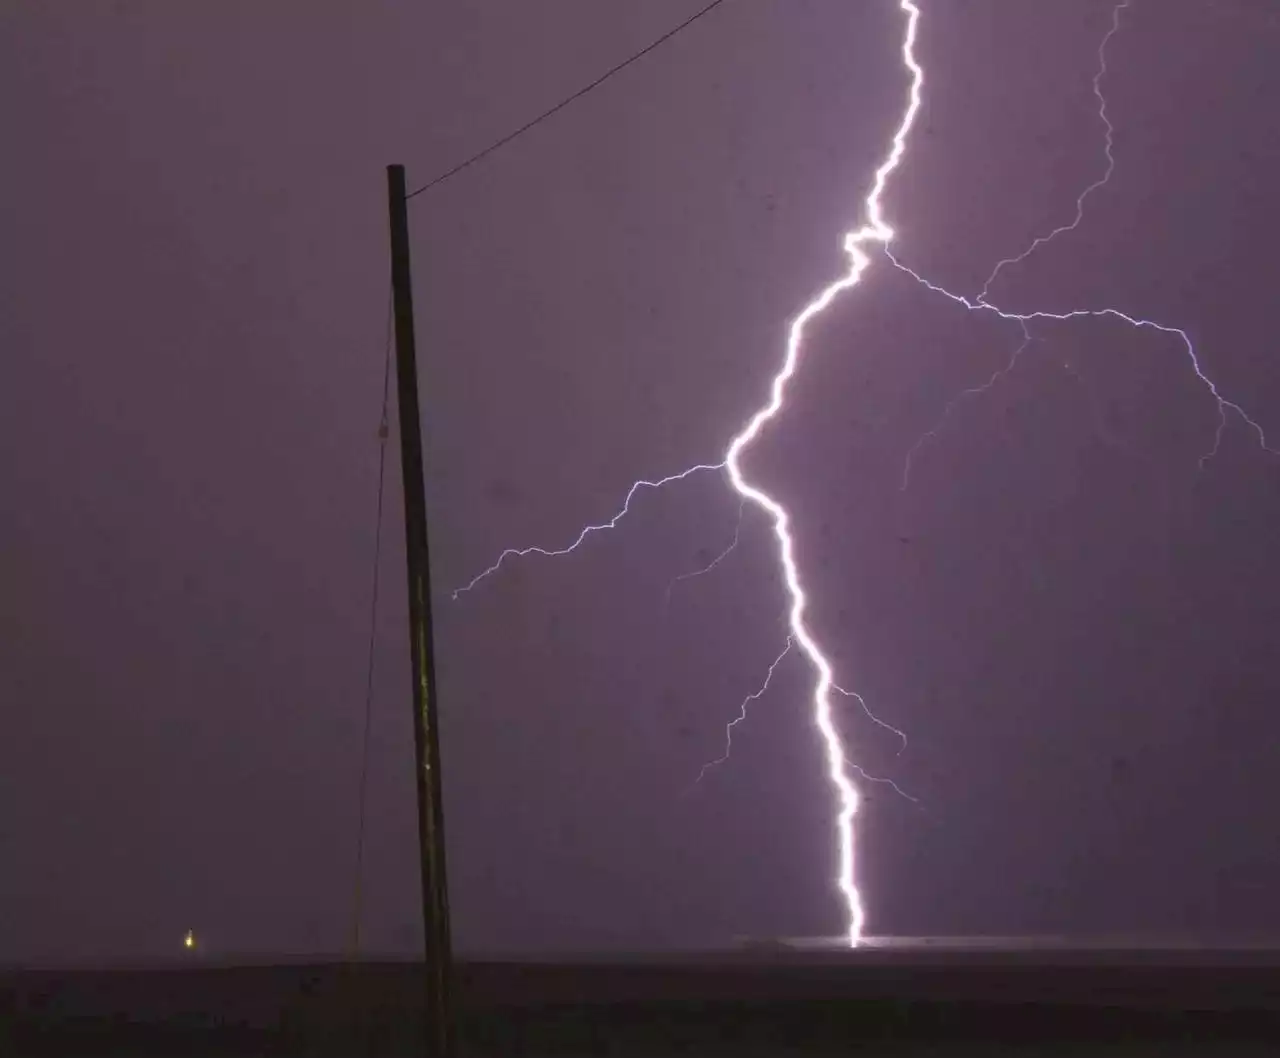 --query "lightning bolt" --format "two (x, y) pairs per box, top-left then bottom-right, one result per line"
(977, 0), (1129, 304)
(900, 319), (1033, 491)
(886, 259), (1278, 469)
(895, 0), (1275, 477)
(456, 0), (926, 947)
(832, 680), (909, 759)
(717, 0), (924, 947)
(664, 498), (746, 607)
(451, 462), (725, 600)
(900, 1), (1125, 489)
(687, 642), (915, 802)
(689, 637), (794, 790)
